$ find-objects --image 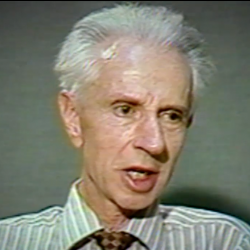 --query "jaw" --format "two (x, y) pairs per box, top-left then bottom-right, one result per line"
(79, 160), (174, 229)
